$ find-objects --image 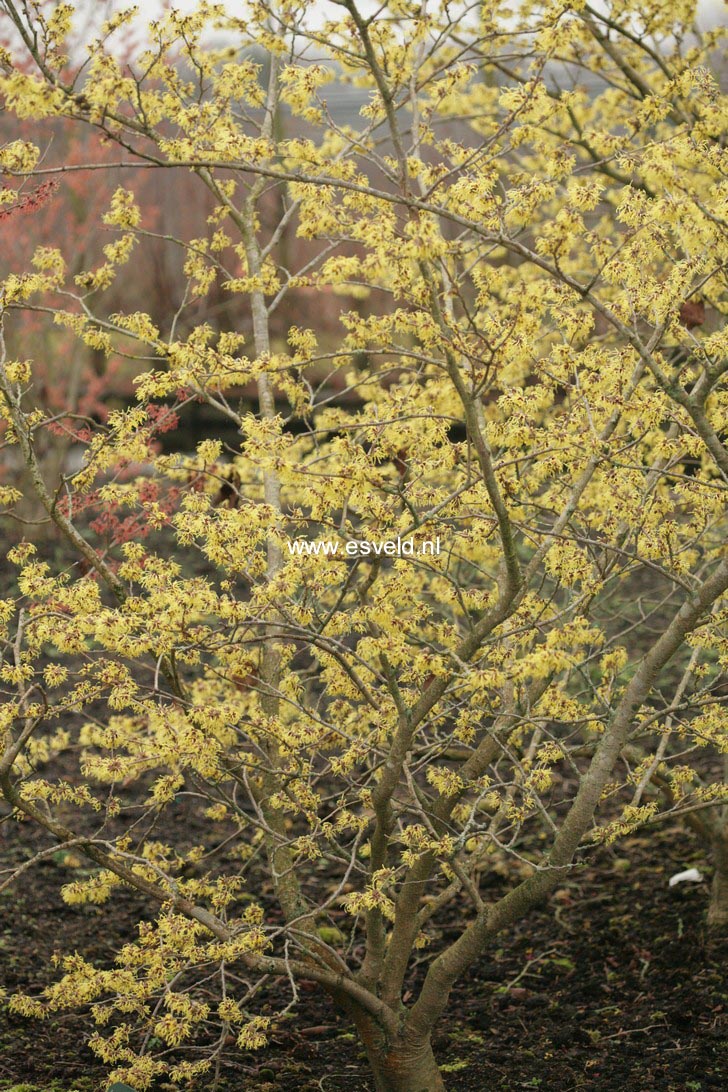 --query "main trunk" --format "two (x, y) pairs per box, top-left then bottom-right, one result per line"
(348, 1006), (446, 1091)
(365, 1039), (445, 1092)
